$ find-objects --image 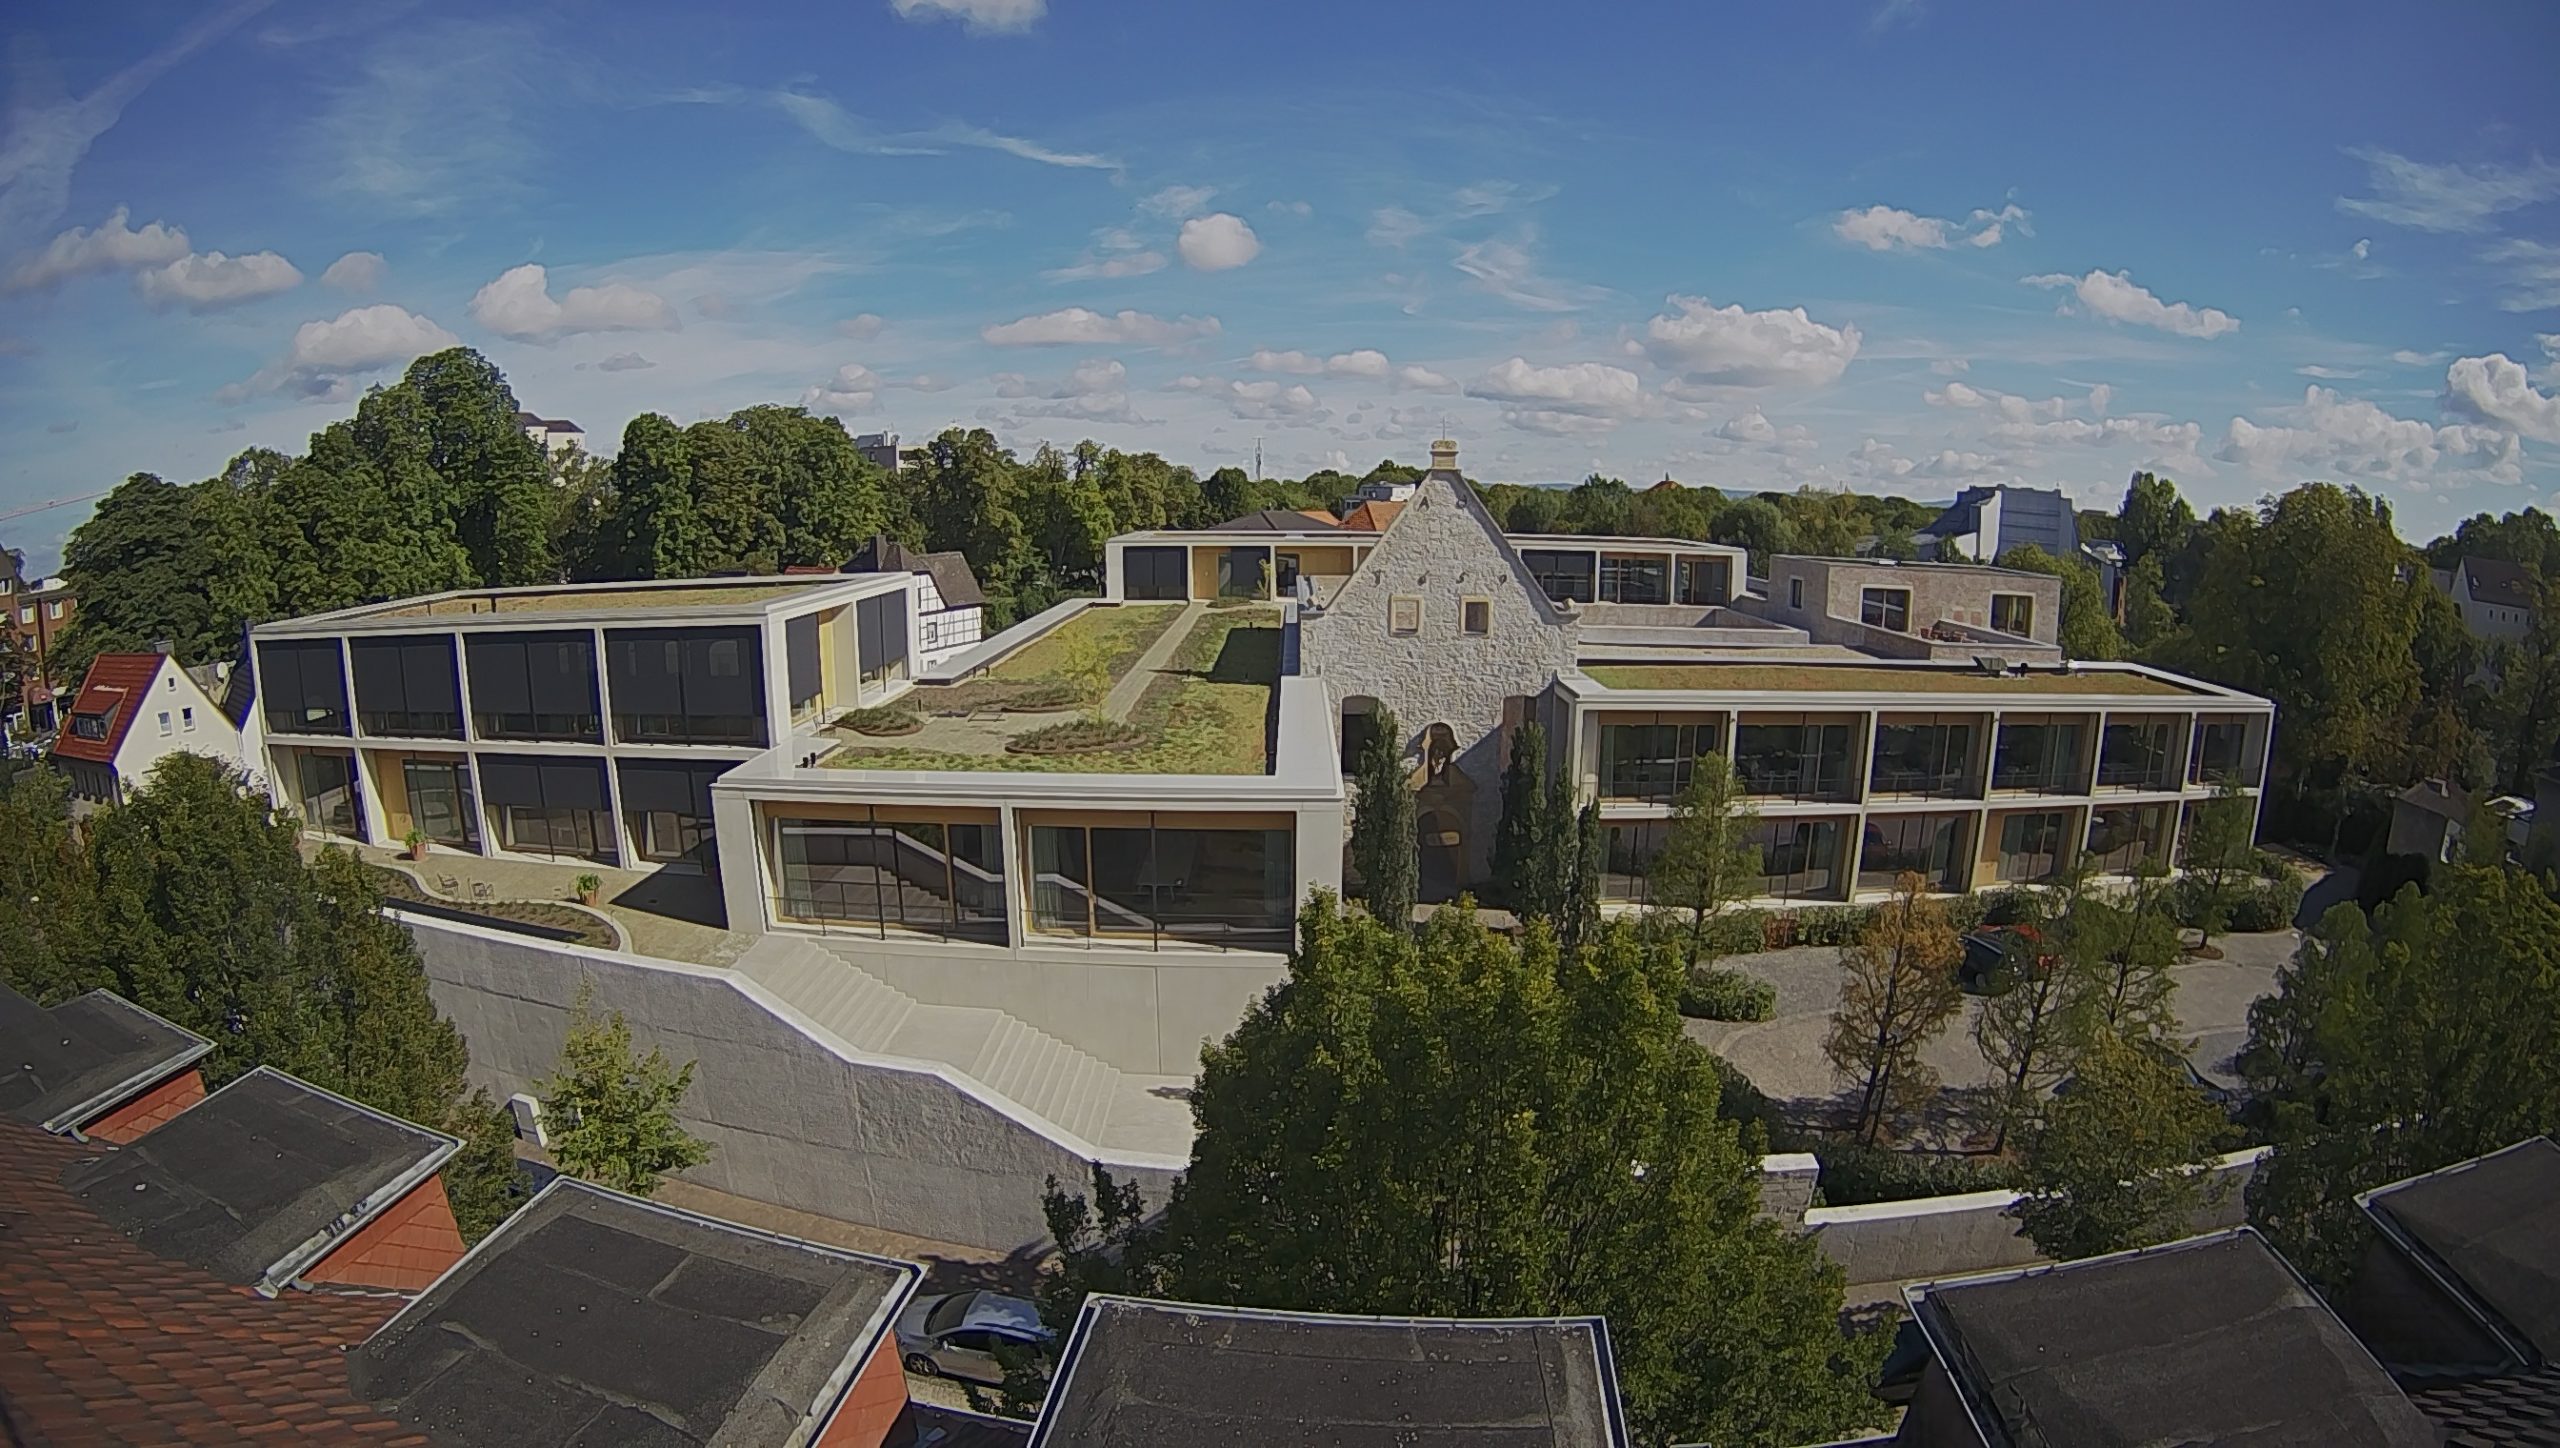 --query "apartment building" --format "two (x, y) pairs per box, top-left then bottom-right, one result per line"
(3, 548), (76, 728)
